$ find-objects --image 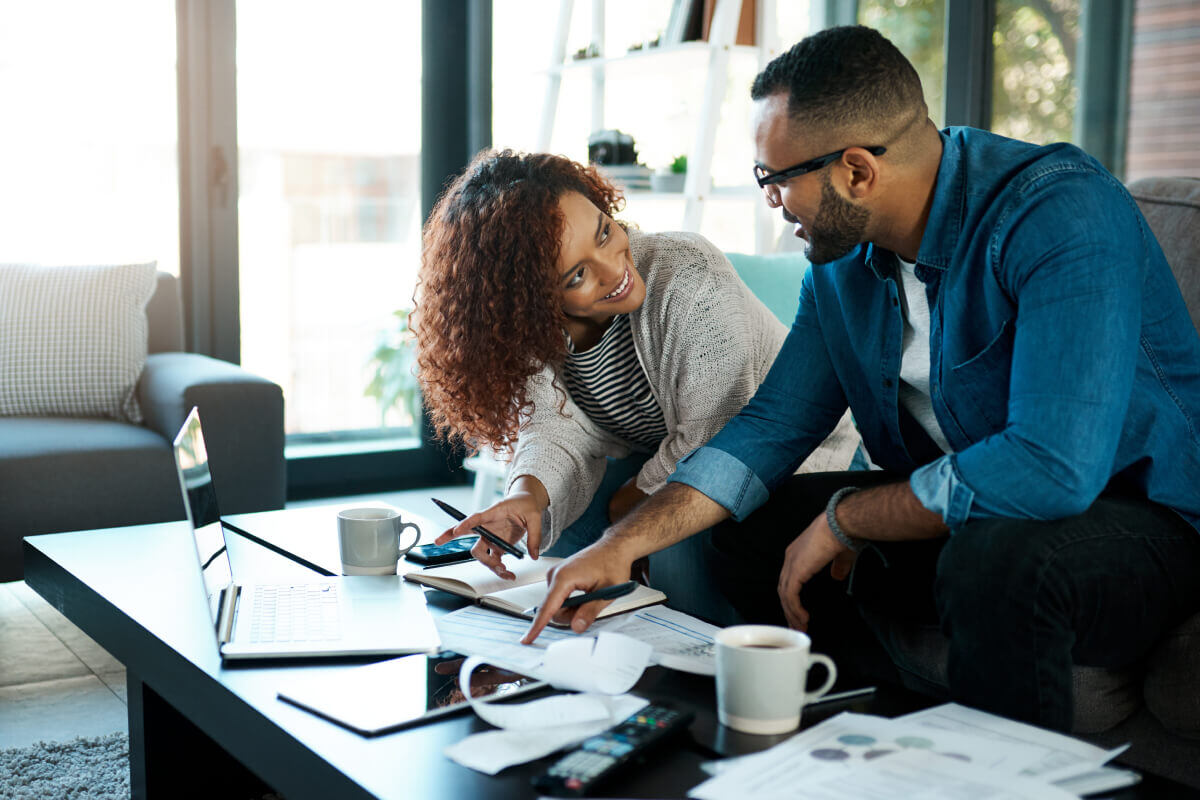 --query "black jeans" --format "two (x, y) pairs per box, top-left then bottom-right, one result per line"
(711, 471), (1200, 731)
